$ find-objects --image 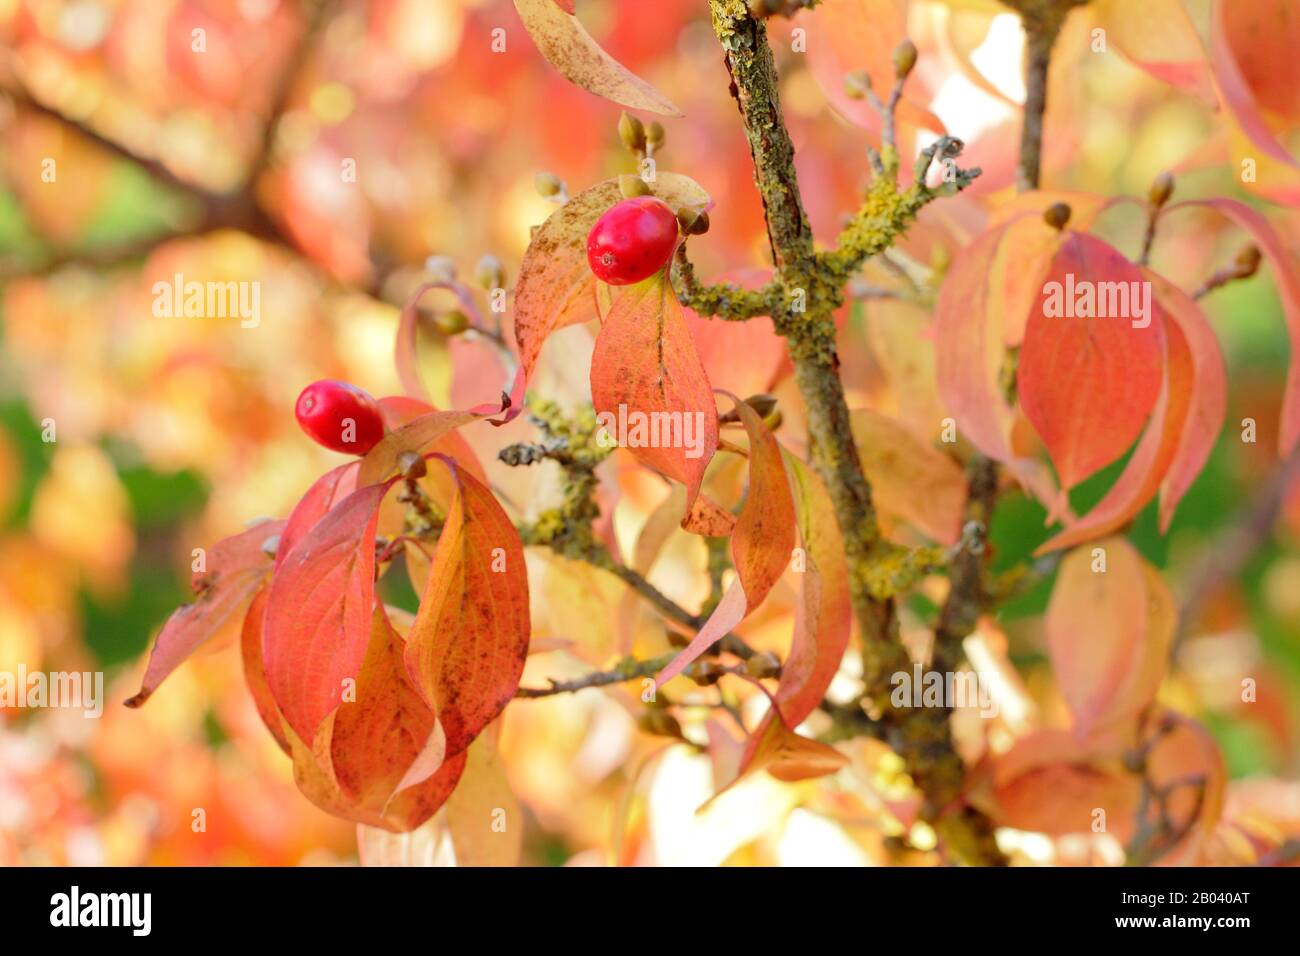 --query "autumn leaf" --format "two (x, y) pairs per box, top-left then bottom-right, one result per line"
(1017, 232), (1165, 492)
(1209, 0), (1300, 180)
(358, 406), (500, 487)
(513, 173), (711, 391)
(240, 587), (289, 755)
(1094, 0), (1213, 102)
(377, 395), (487, 483)
(701, 685), (848, 812)
(850, 408), (967, 545)
(1035, 269), (1225, 552)
(590, 273), (719, 514)
(1046, 537), (1174, 739)
(513, 0), (682, 116)
(275, 463), (358, 570)
(446, 728), (522, 866)
(404, 457), (530, 759)
(124, 519), (285, 708)
(1166, 197), (1300, 454)
(772, 454), (852, 727)
(654, 393), (794, 688)
(263, 480), (394, 744)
